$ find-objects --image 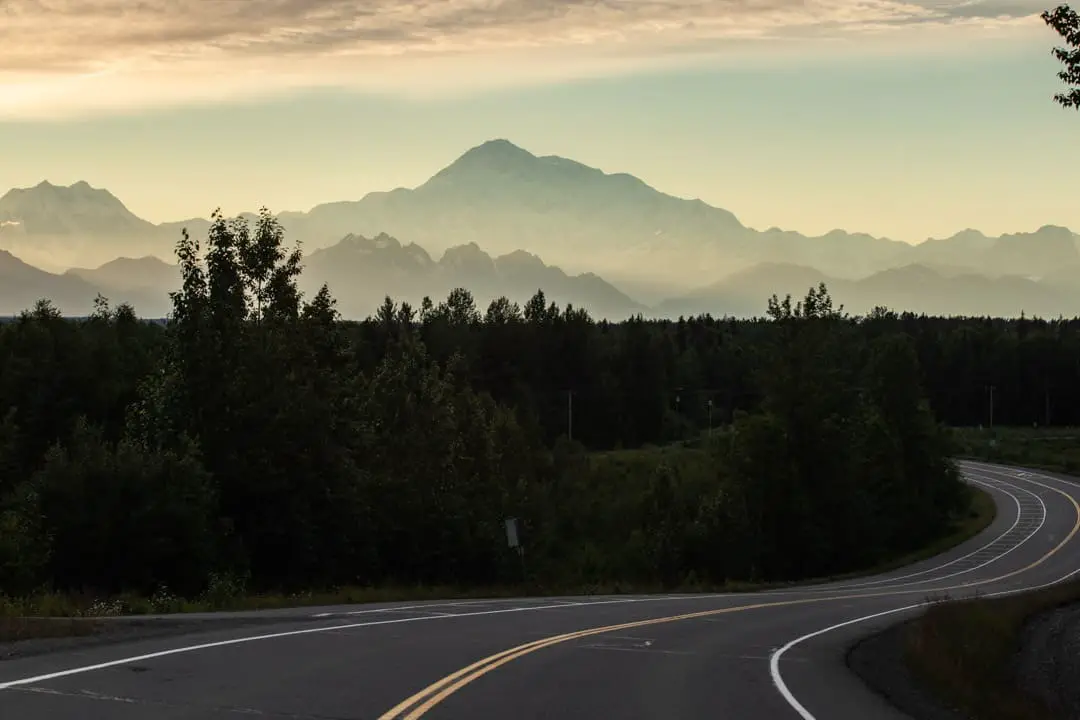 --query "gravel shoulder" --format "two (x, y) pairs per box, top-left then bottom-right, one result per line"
(1012, 600), (1080, 718)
